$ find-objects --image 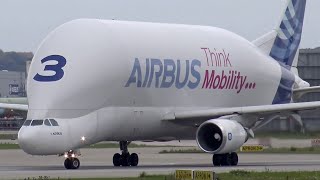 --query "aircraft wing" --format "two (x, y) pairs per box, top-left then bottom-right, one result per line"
(0, 97), (28, 104)
(0, 103), (28, 111)
(293, 86), (320, 100)
(164, 101), (320, 126)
